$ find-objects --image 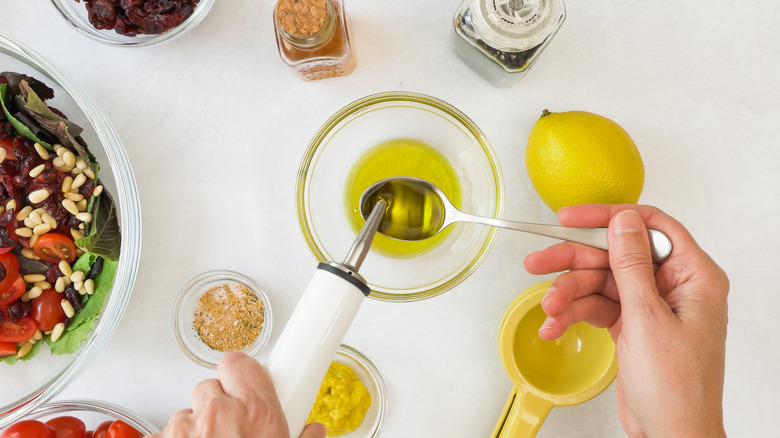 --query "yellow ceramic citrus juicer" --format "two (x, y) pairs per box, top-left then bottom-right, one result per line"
(491, 280), (618, 438)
